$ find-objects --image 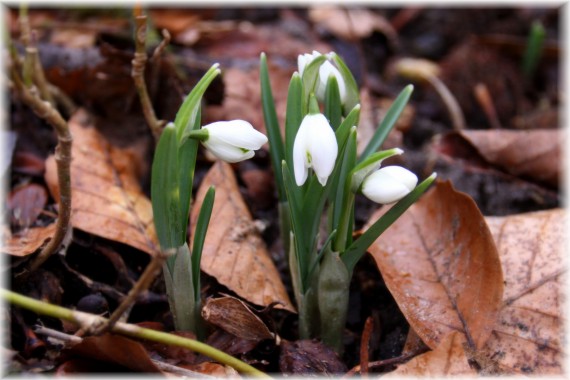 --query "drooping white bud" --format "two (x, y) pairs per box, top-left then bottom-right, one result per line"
(361, 166), (418, 204)
(202, 120), (267, 163)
